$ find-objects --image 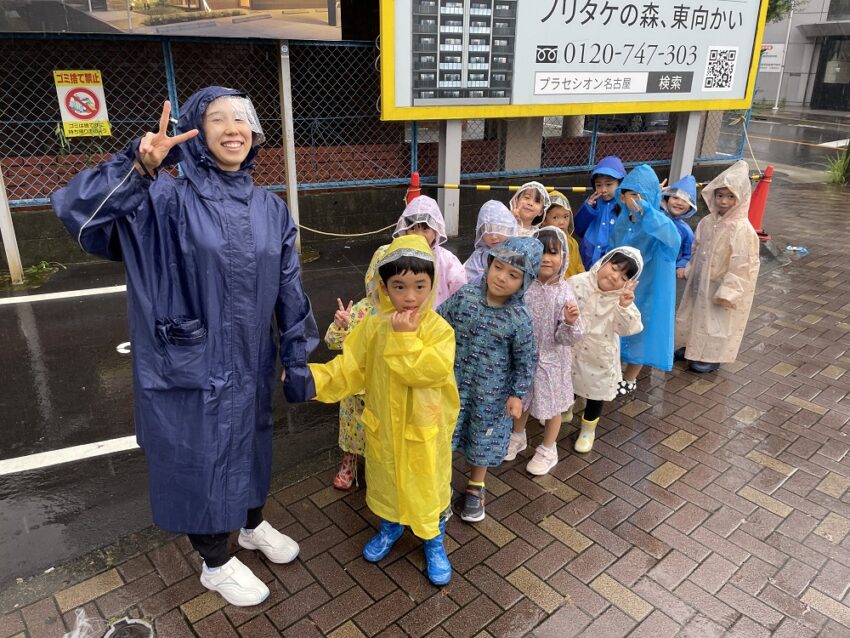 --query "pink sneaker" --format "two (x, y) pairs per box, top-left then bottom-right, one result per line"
(526, 445), (558, 476)
(503, 431), (527, 461)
